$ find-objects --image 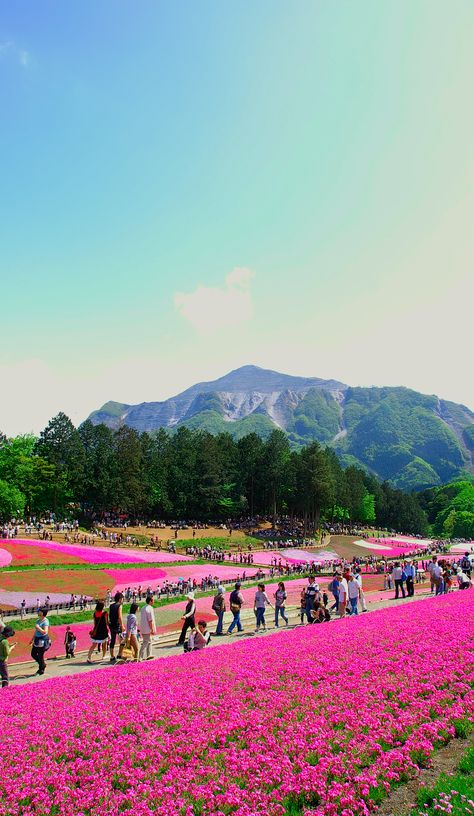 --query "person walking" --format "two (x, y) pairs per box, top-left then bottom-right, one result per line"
(108, 592), (125, 663)
(0, 624), (17, 688)
(338, 575), (348, 618)
(354, 569), (367, 612)
(87, 601), (109, 664)
(139, 595), (156, 661)
(347, 574), (360, 615)
(304, 577), (320, 624)
(274, 582), (288, 627)
(30, 608), (50, 675)
(427, 557), (439, 593)
(254, 583), (272, 632)
(329, 574), (340, 613)
(177, 593), (196, 645)
(212, 586), (226, 635)
(227, 582), (244, 634)
(404, 560), (416, 597)
(64, 626), (76, 658)
(393, 563), (406, 599)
